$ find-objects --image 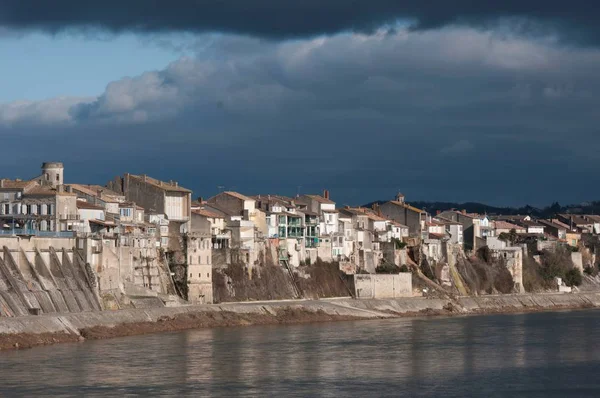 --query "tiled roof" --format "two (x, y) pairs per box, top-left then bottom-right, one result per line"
(218, 191), (254, 201)
(128, 174), (192, 193)
(434, 216), (461, 226)
(0, 179), (36, 190)
(76, 201), (104, 210)
(304, 194), (335, 204)
(26, 187), (76, 196)
(389, 200), (426, 214)
(538, 219), (568, 230)
(192, 208), (224, 218)
(493, 220), (524, 230)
